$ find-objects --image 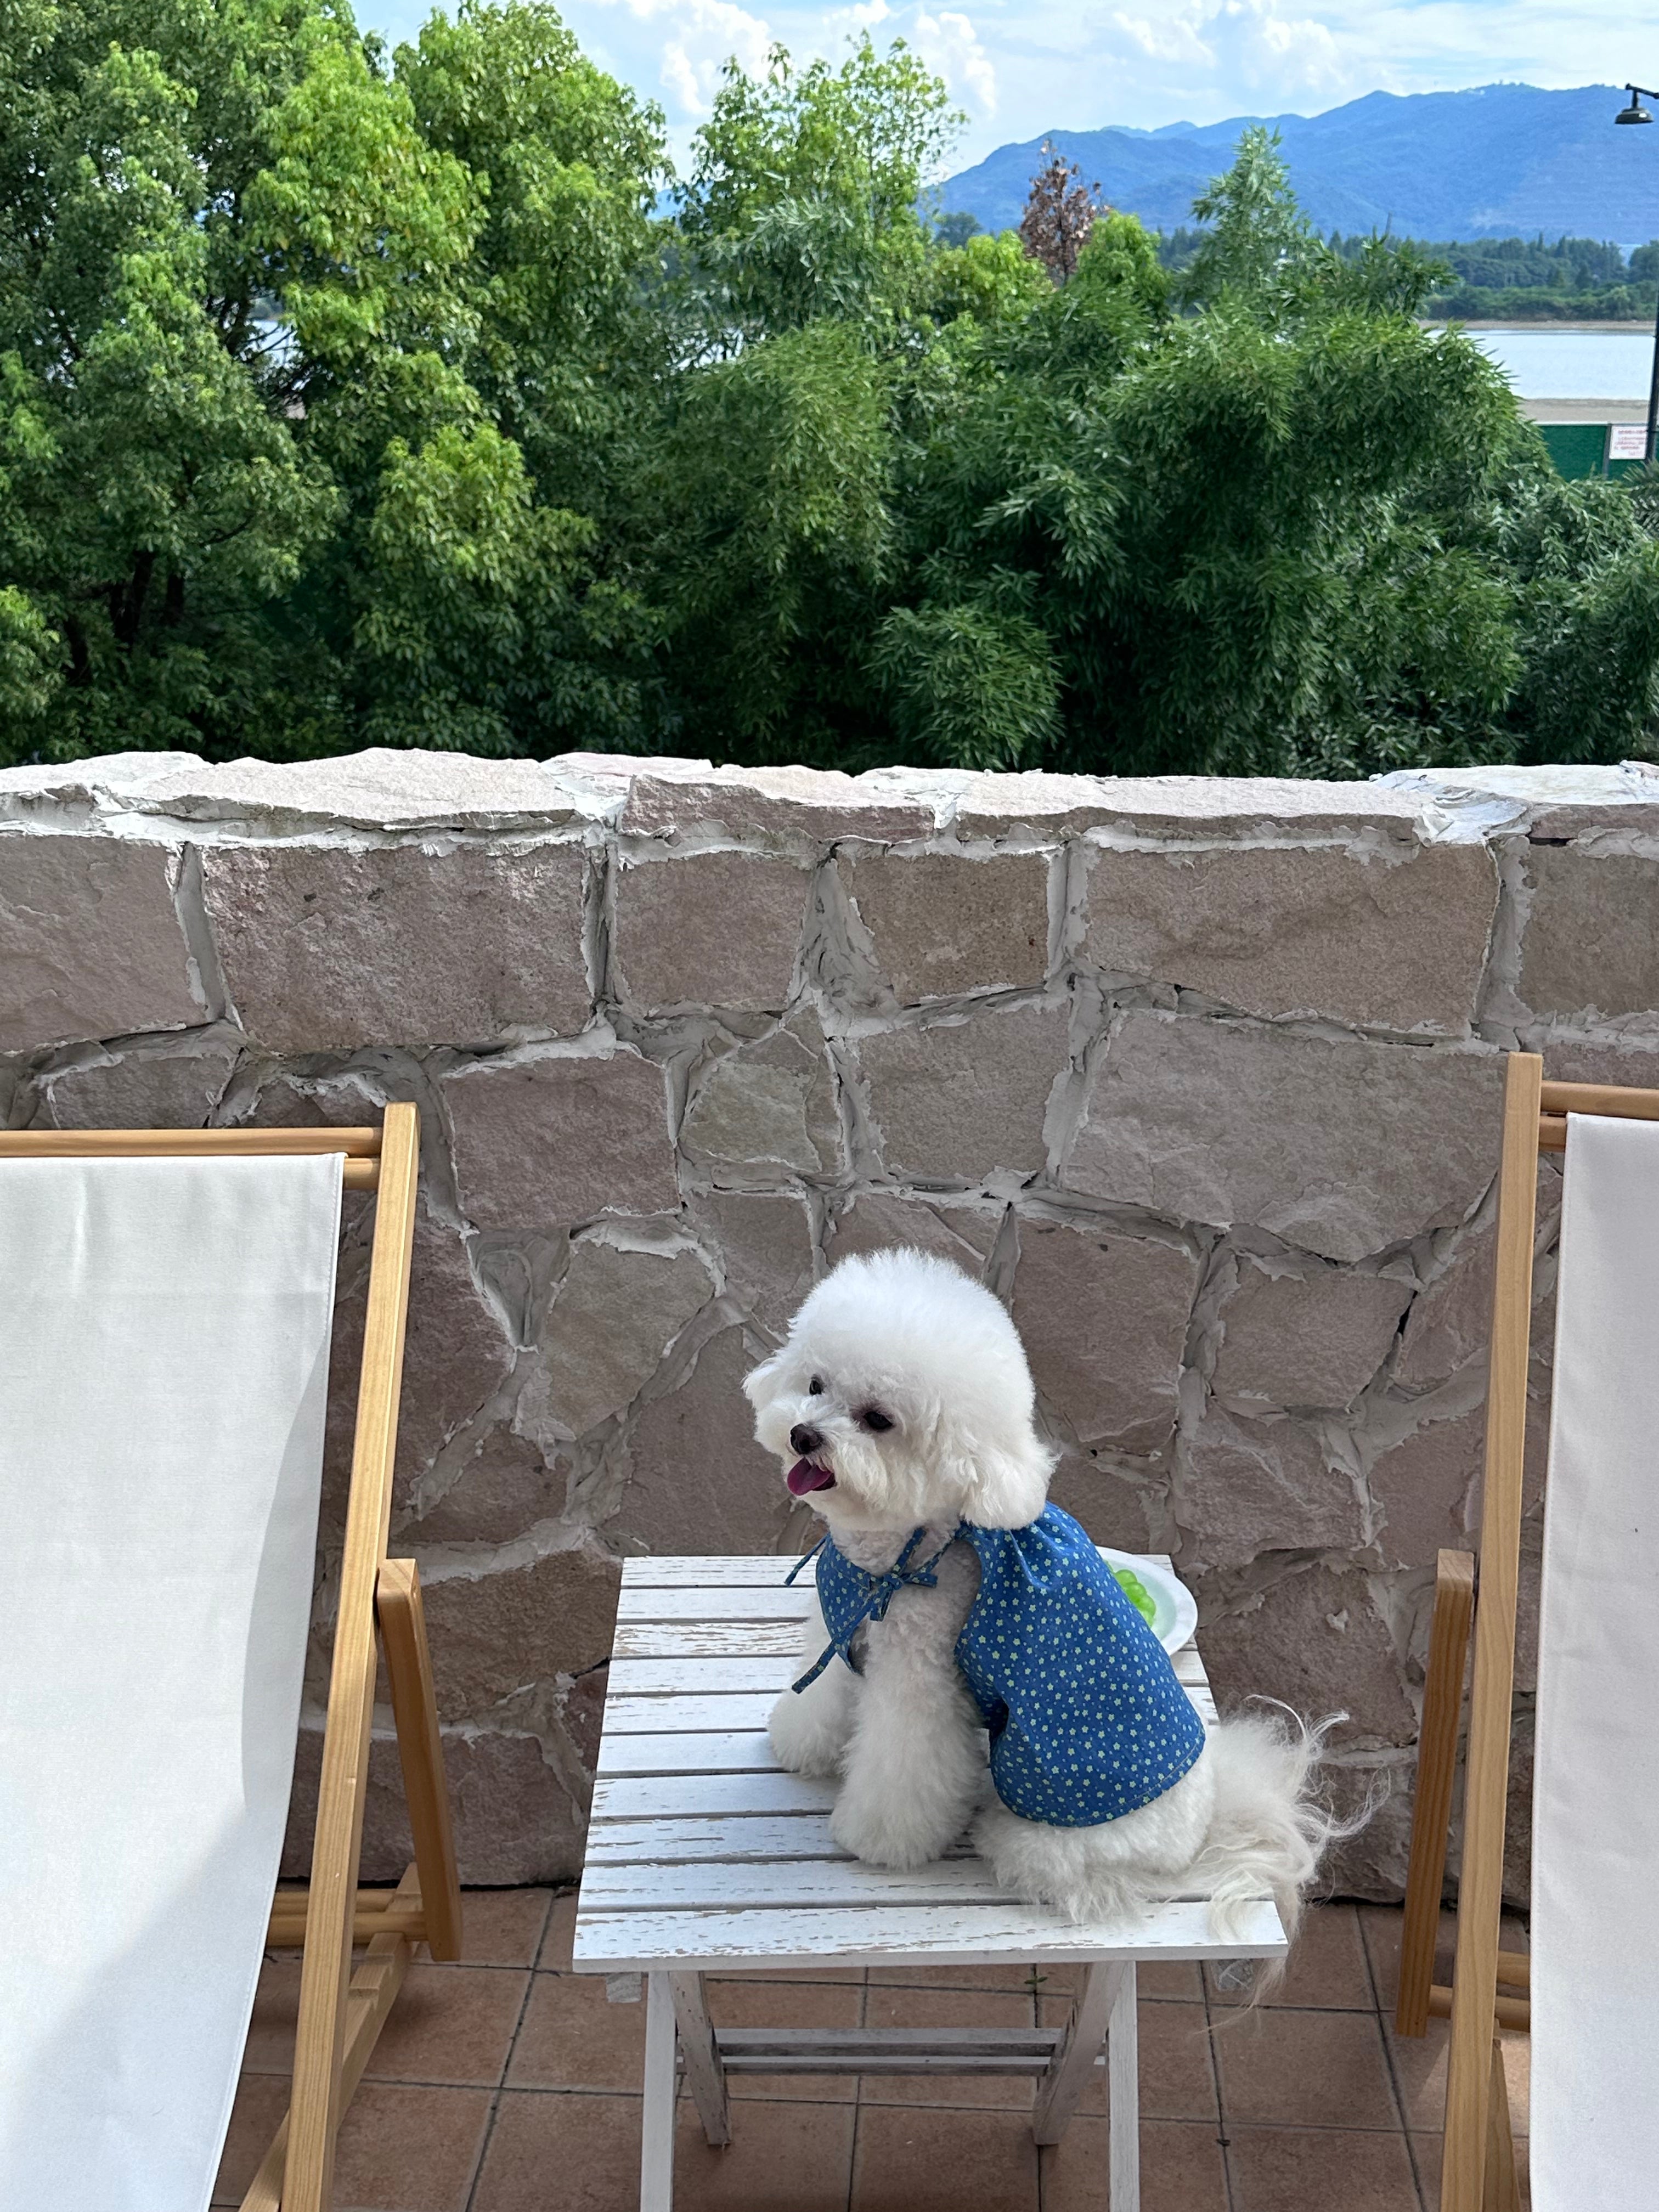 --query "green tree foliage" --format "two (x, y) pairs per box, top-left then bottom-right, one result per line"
(4, 8), (1659, 774)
